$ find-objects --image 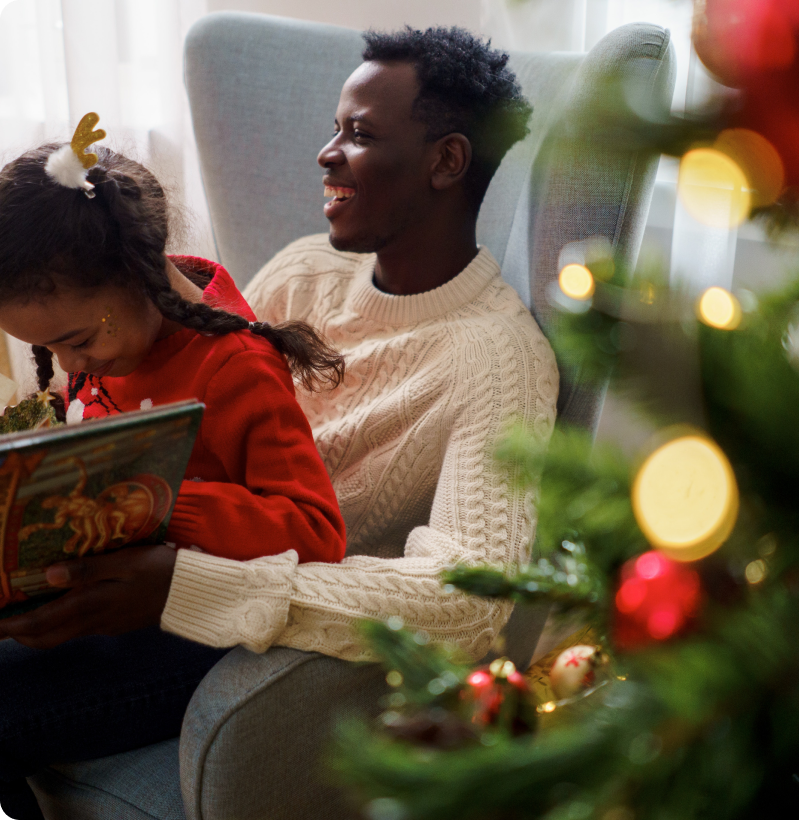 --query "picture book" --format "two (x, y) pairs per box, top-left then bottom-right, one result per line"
(0, 398), (204, 619)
